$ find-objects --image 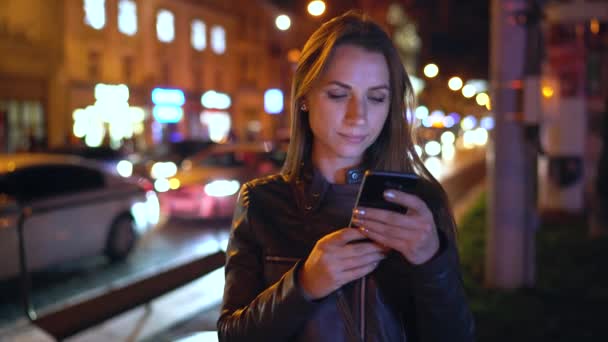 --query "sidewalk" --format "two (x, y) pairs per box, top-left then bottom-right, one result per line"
(0, 267), (225, 342)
